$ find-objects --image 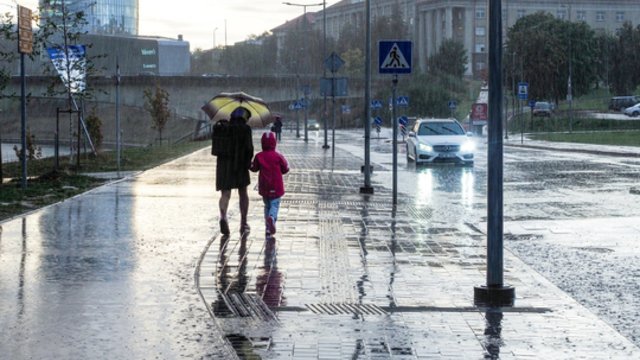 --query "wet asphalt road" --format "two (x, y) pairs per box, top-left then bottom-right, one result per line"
(339, 129), (640, 347)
